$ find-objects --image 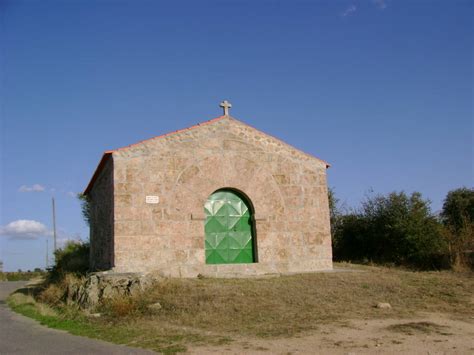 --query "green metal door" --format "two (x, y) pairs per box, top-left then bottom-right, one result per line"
(204, 190), (254, 264)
